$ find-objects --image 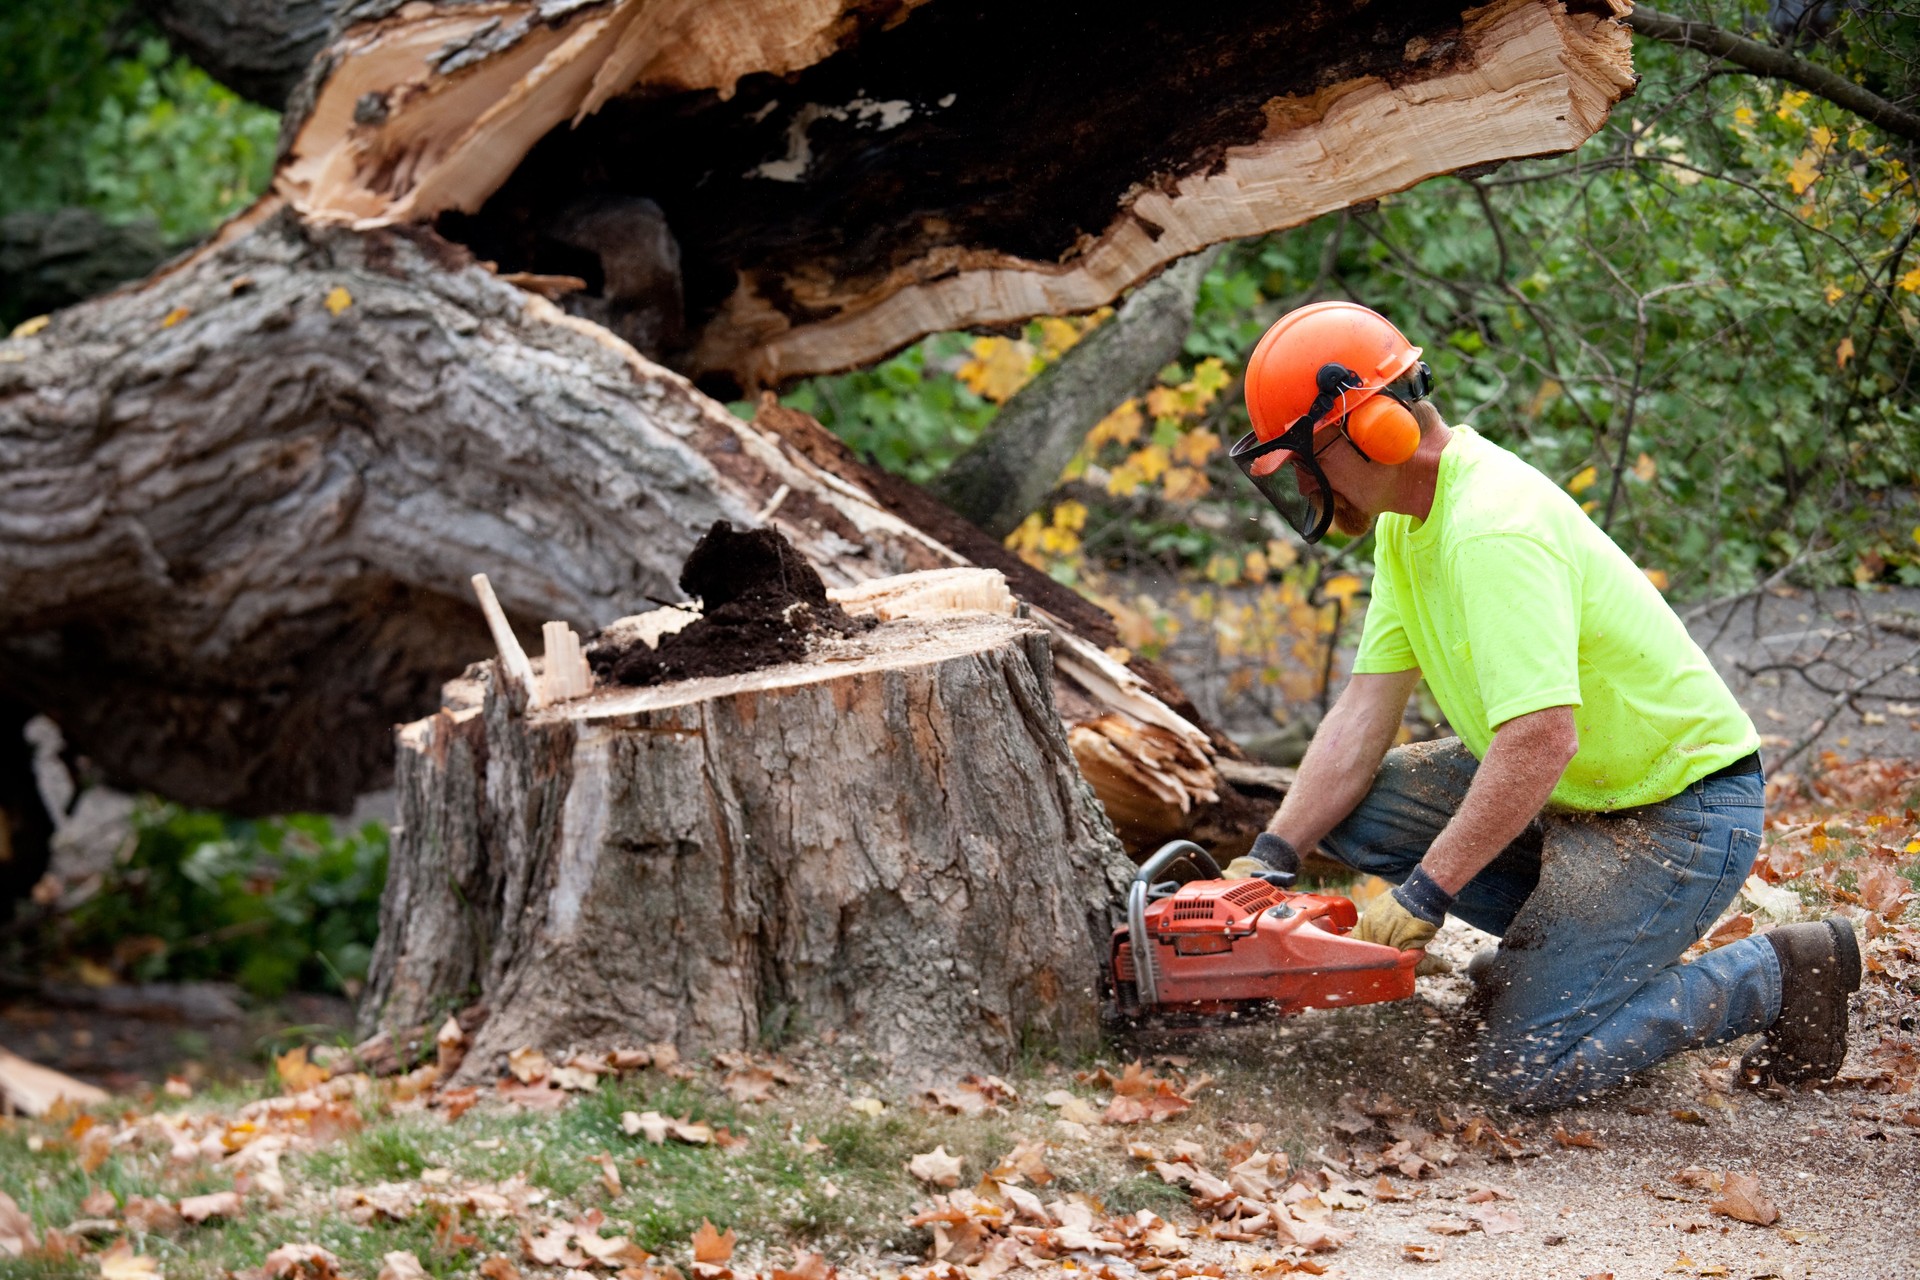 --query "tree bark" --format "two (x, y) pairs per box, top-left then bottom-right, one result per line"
(274, 0), (1635, 389)
(1, 0), (1635, 840)
(932, 247), (1221, 539)
(367, 604), (1132, 1079)
(140, 0), (341, 109)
